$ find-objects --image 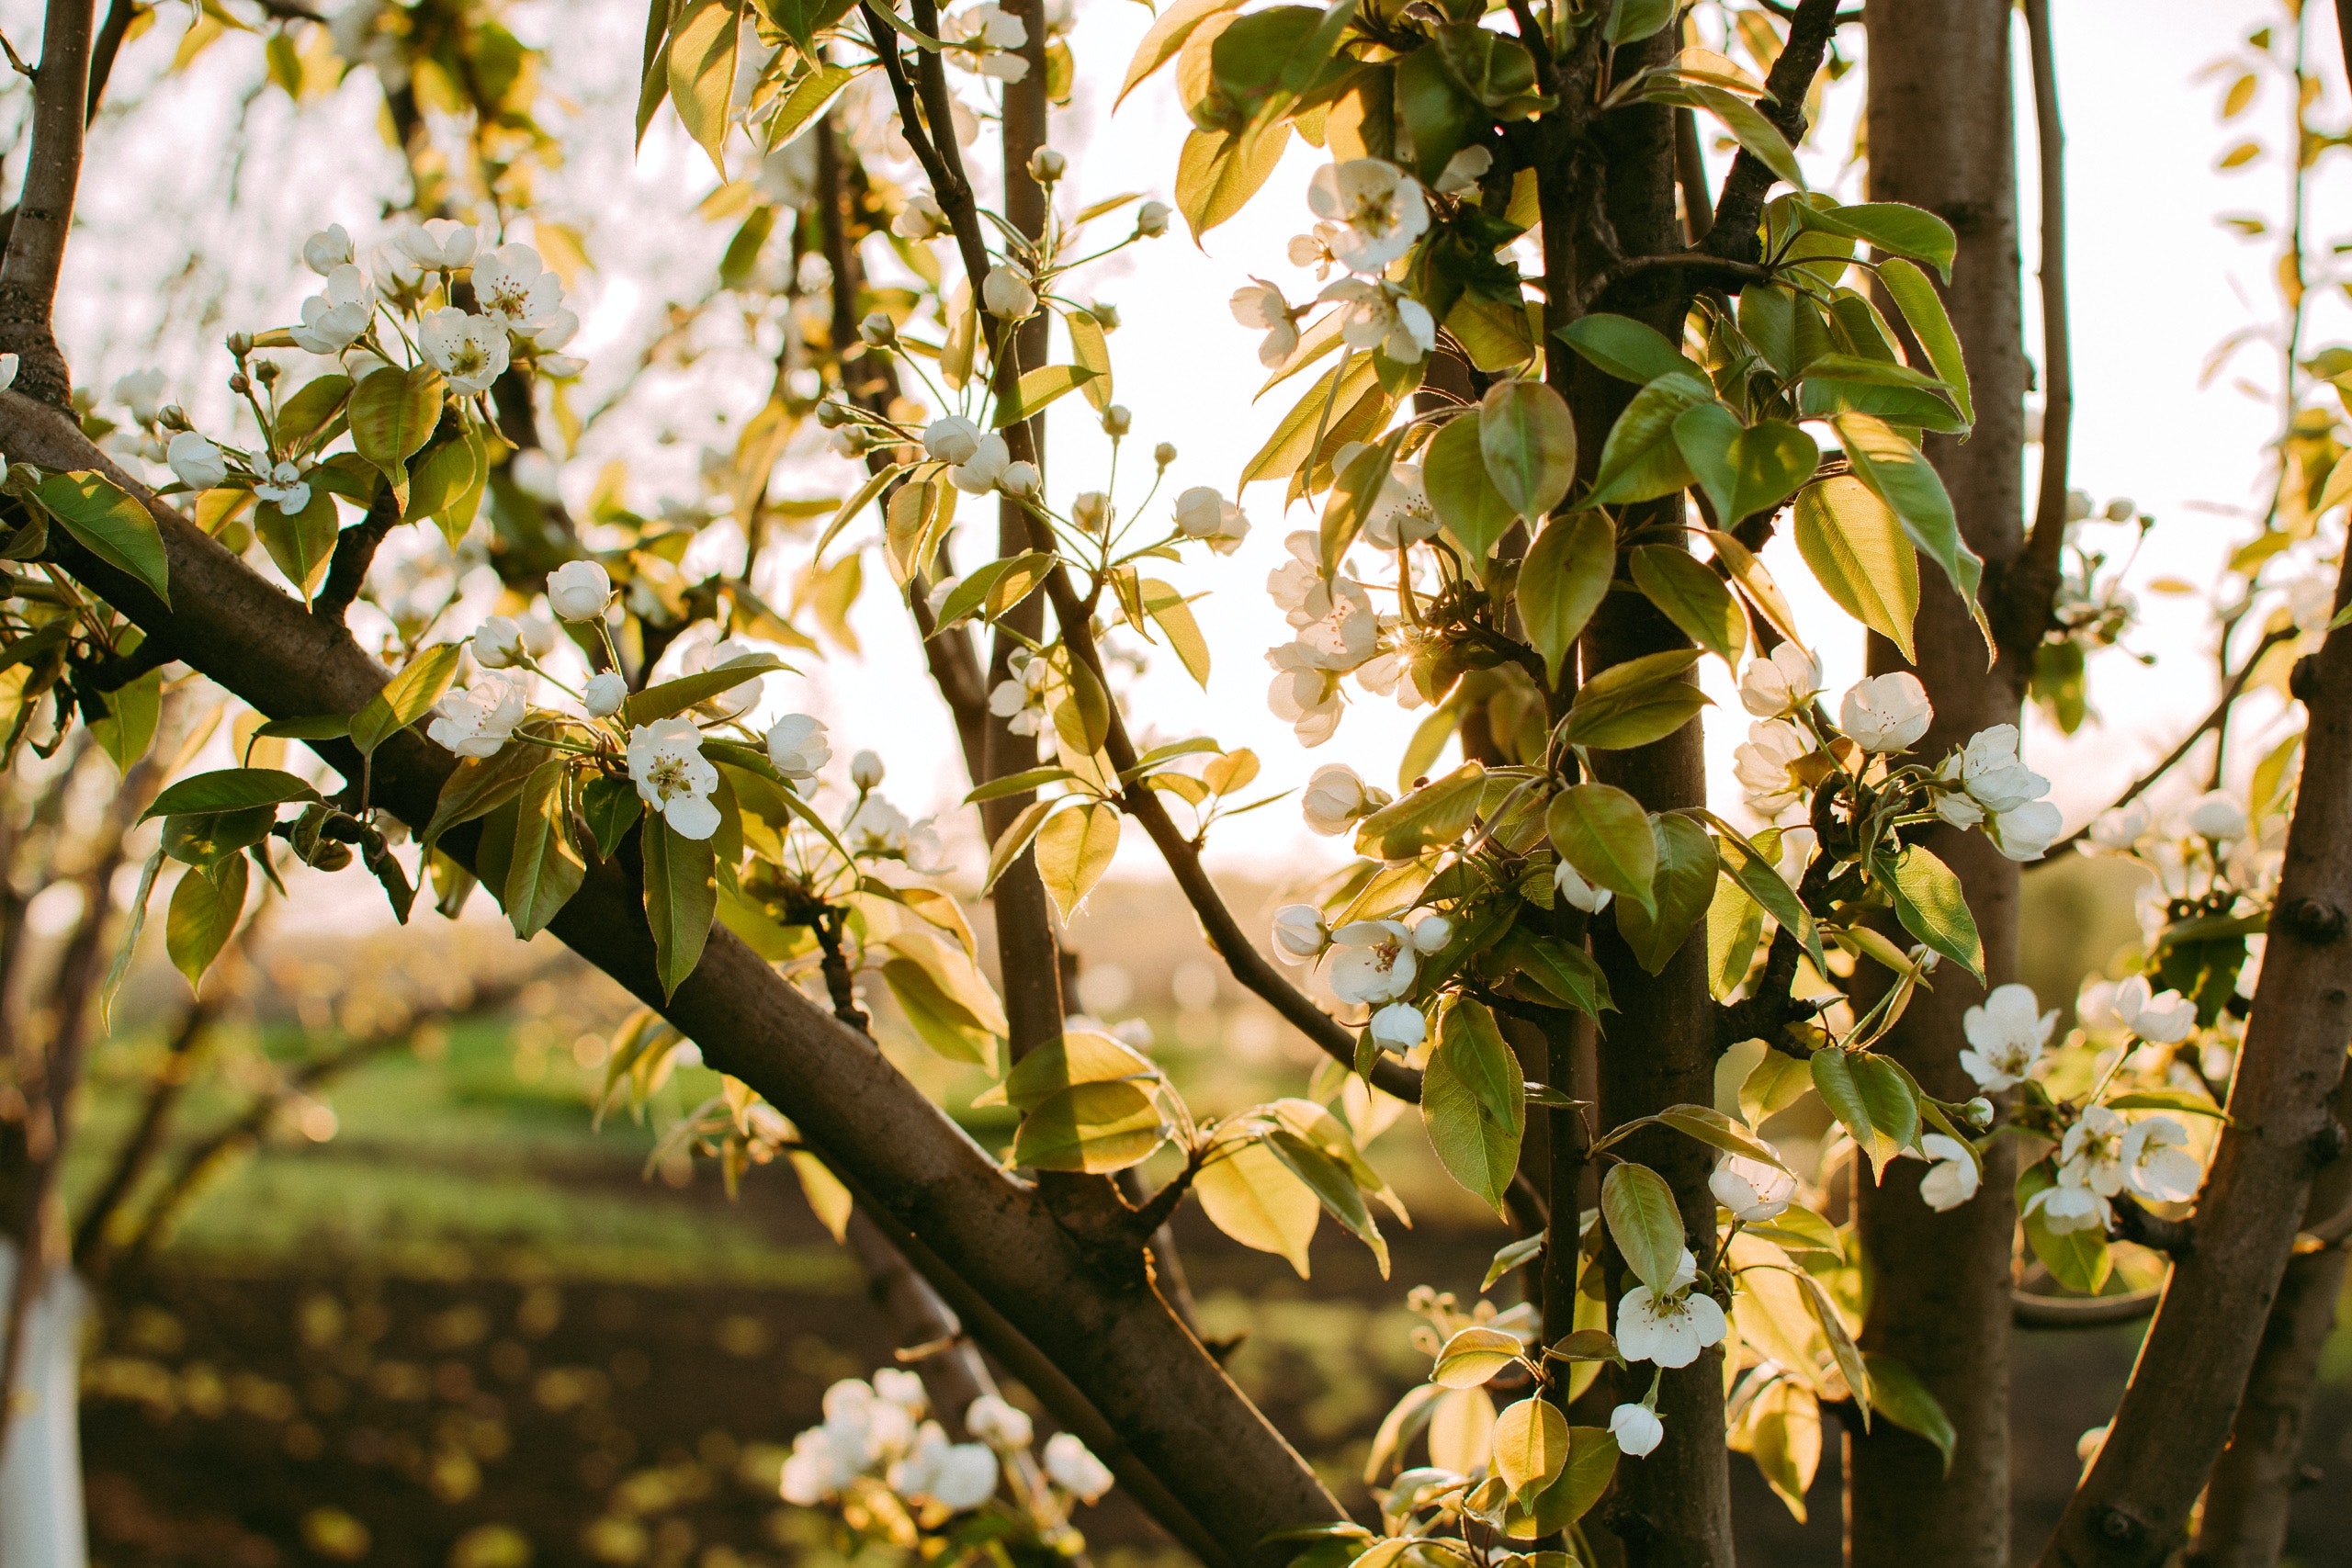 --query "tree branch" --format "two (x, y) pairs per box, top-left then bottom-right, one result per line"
(2010, 1288), (2160, 1330)
(1702, 0), (1843, 265)
(1577, 251), (1770, 310)
(313, 482), (401, 622)
(1997, 0), (2074, 666)
(0, 0), (95, 407)
(2041, 549), (2352, 1568)
(8, 390), (1344, 1568)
